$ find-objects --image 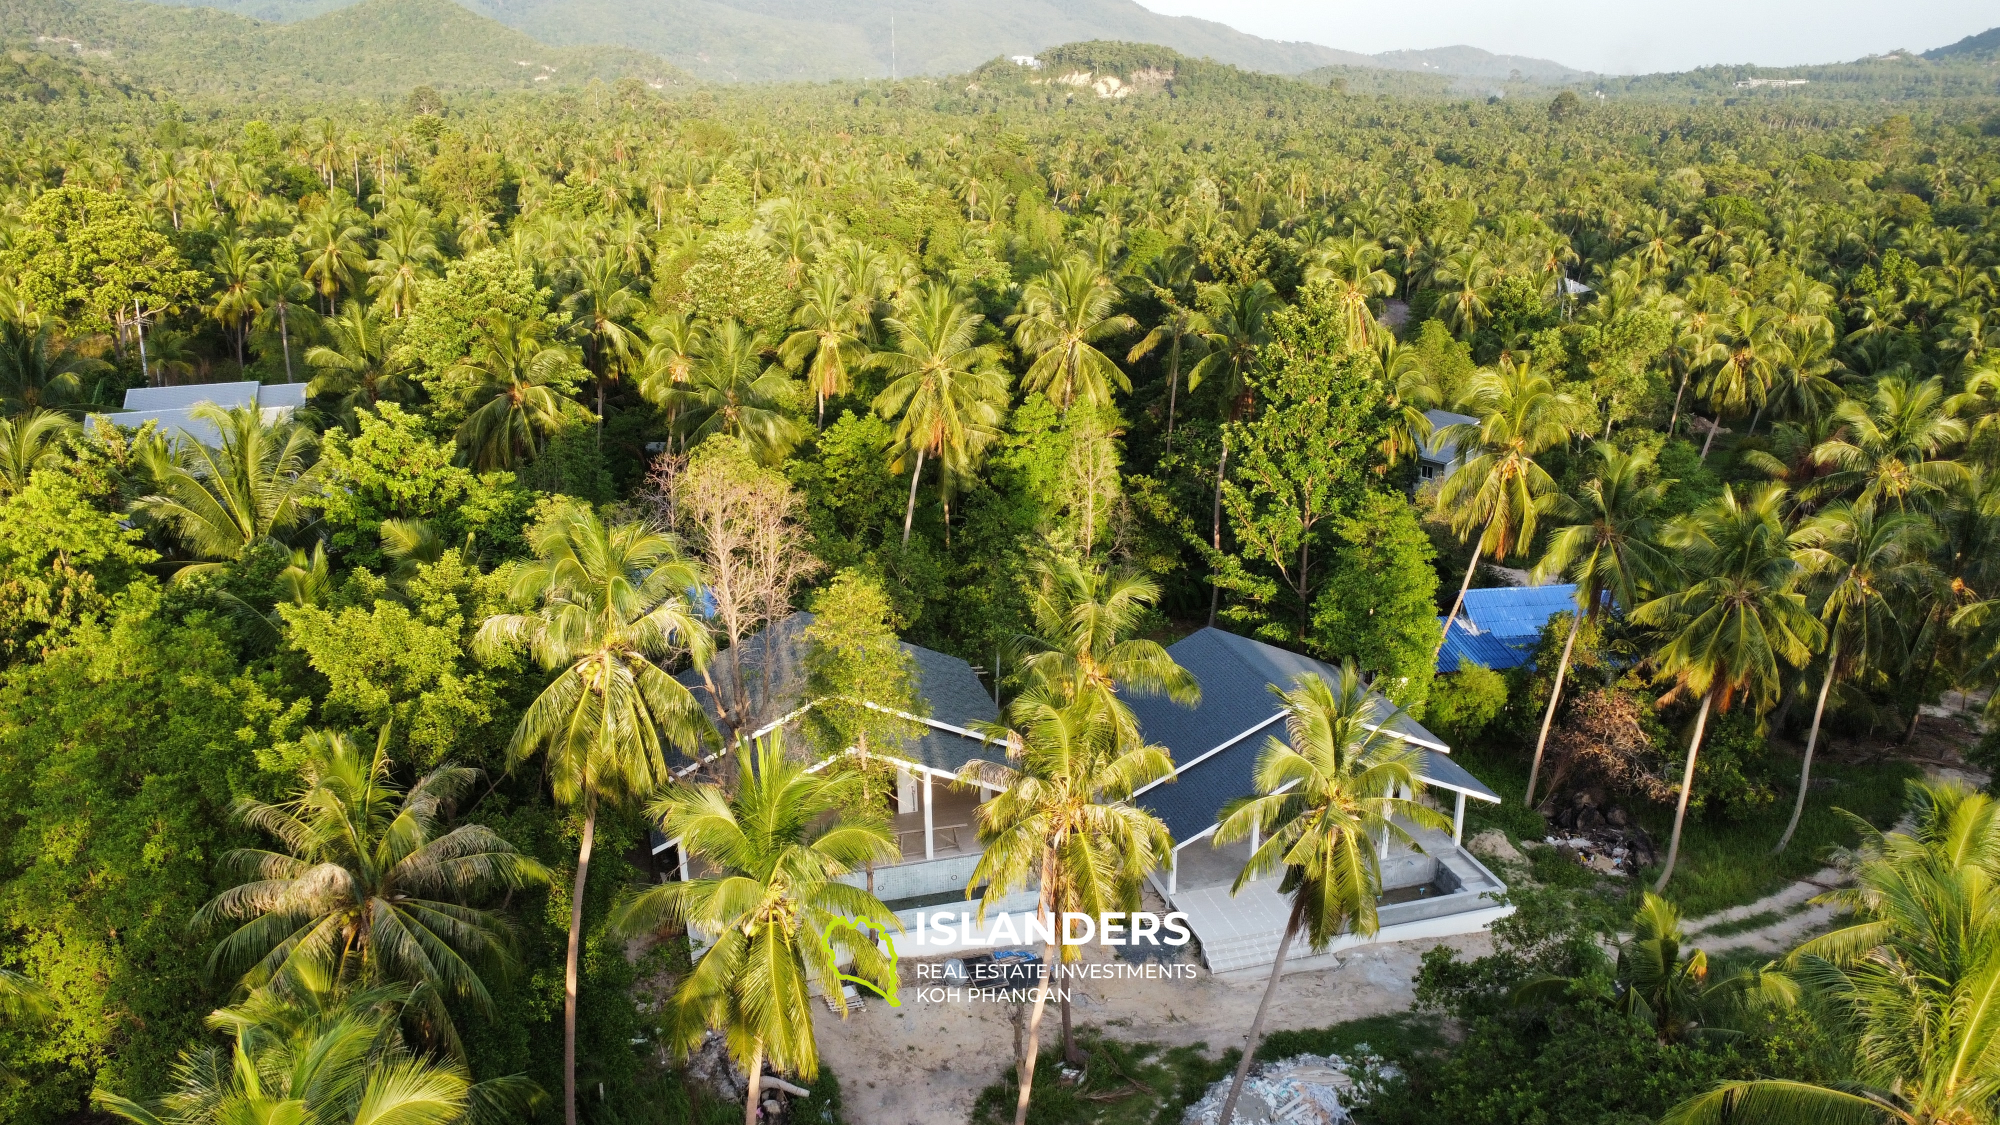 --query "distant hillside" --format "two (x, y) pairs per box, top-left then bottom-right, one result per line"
(1923, 26), (2000, 60)
(0, 0), (684, 98)
(138, 0), (1581, 83)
